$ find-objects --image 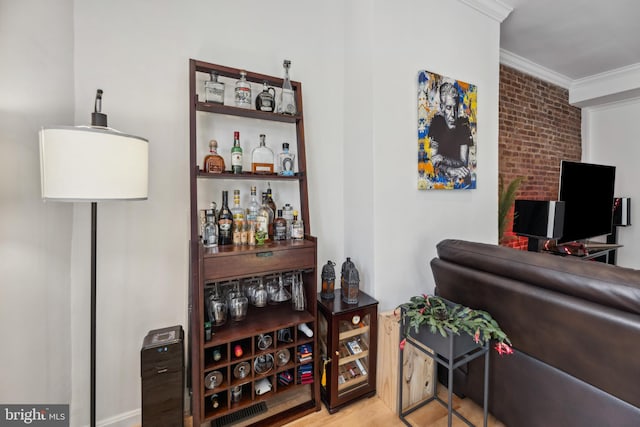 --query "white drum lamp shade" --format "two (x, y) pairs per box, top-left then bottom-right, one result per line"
(39, 126), (148, 201)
